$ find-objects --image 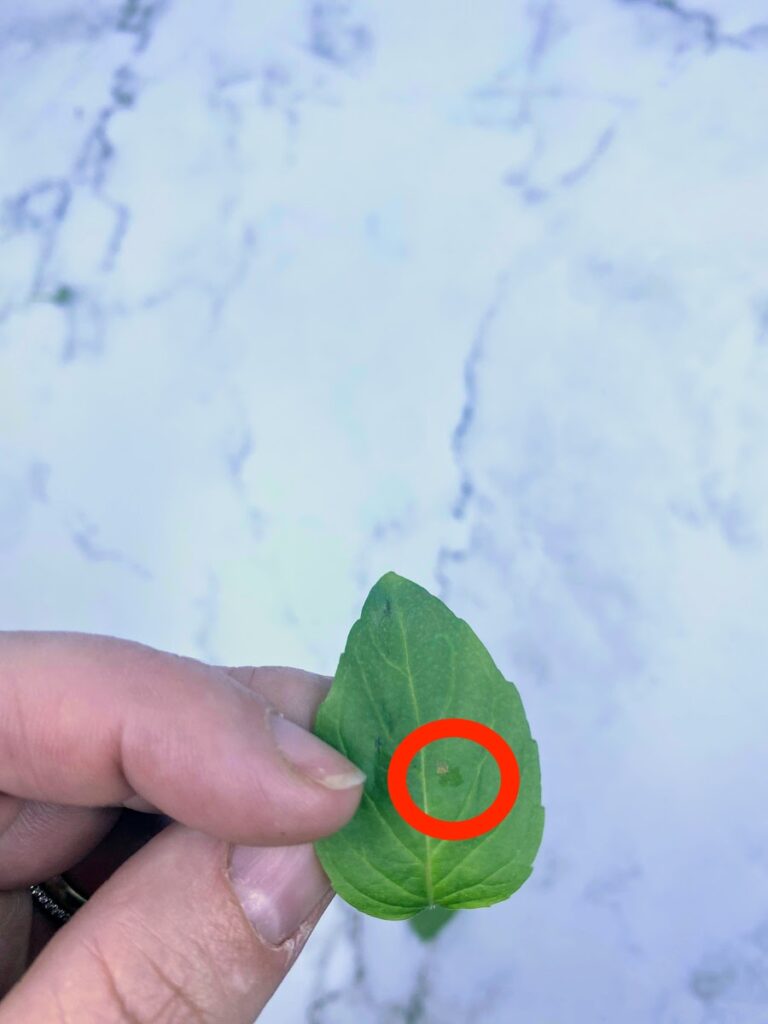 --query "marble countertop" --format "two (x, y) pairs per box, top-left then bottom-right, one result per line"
(2, 1), (768, 1021)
